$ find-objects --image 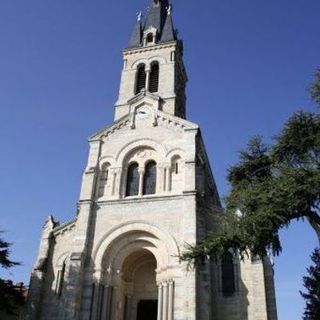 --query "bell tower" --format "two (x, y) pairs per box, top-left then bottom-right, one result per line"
(115, 1), (187, 120)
